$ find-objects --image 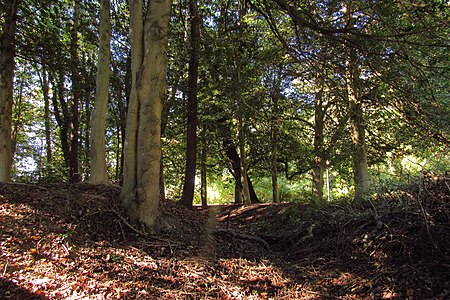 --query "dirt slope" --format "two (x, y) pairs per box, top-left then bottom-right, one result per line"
(1, 177), (449, 299)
